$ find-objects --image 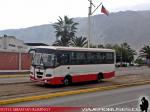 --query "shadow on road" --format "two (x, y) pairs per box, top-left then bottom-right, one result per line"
(31, 80), (106, 89)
